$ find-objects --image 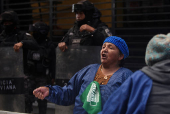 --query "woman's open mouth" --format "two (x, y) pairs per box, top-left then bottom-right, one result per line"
(101, 53), (107, 59)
